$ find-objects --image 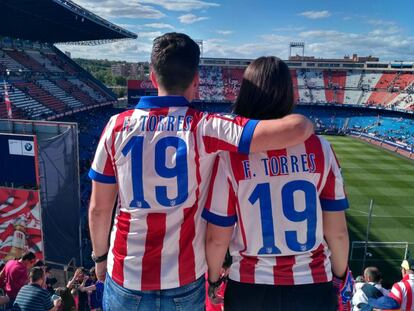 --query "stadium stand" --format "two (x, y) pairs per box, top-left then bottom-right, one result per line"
(130, 64), (411, 112)
(192, 66), (414, 110)
(0, 0), (137, 120)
